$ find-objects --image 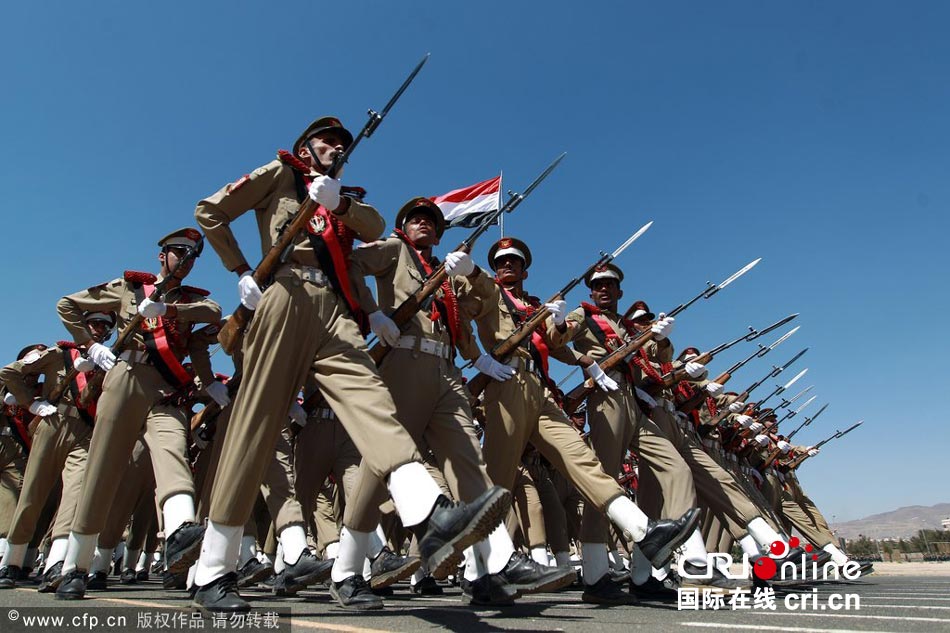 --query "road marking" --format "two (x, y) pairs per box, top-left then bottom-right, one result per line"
(755, 611), (950, 624)
(682, 623), (893, 633)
